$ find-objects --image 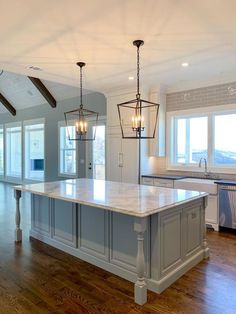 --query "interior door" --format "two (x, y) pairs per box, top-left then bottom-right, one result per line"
(86, 121), (106, 180)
